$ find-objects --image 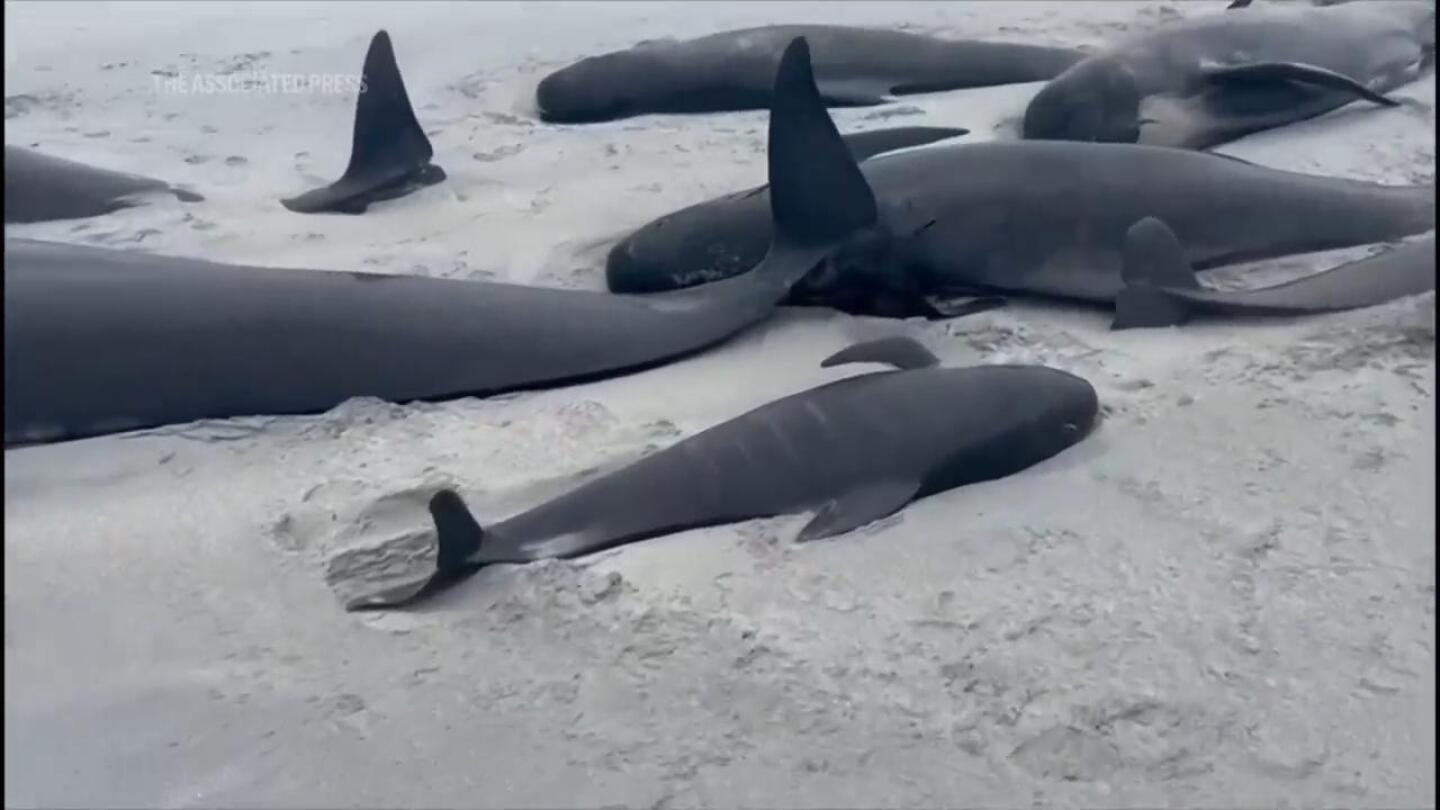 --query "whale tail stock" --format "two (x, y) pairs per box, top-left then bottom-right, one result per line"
(281, 30), (445, 215)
